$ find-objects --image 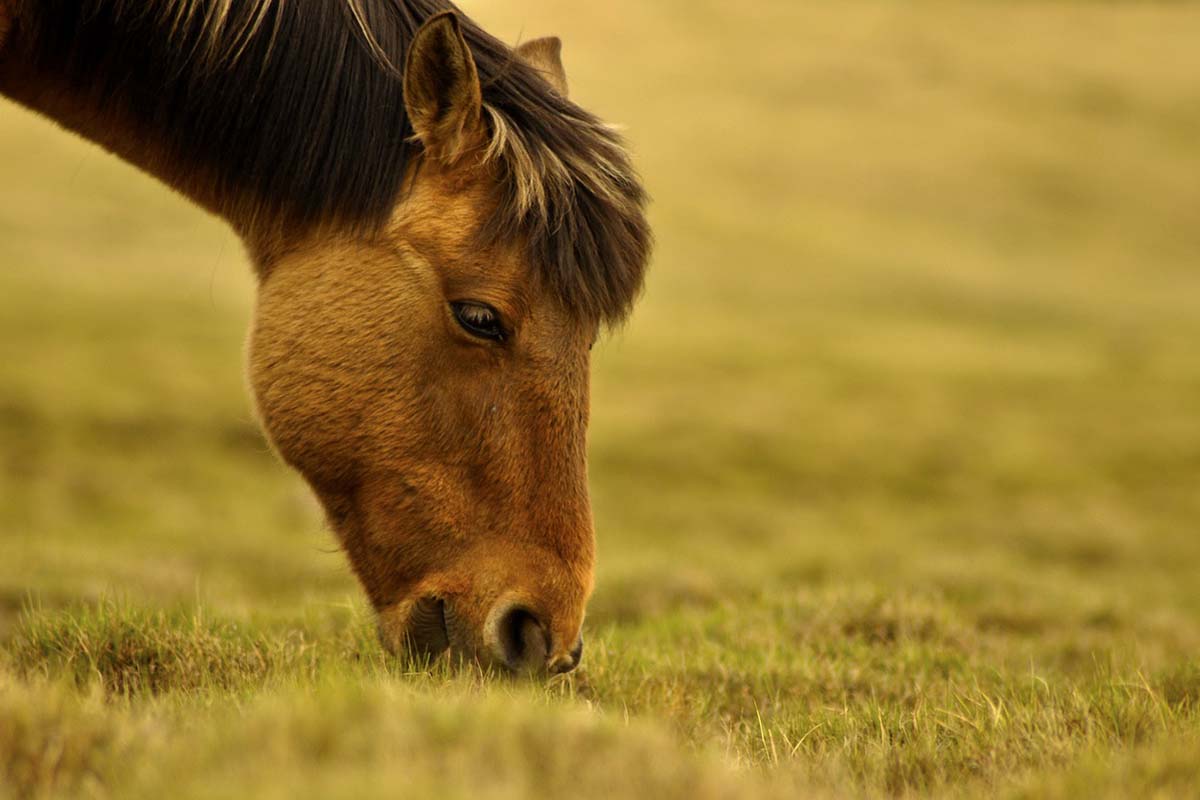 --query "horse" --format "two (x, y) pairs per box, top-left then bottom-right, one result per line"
(0, 0), (650, 675)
